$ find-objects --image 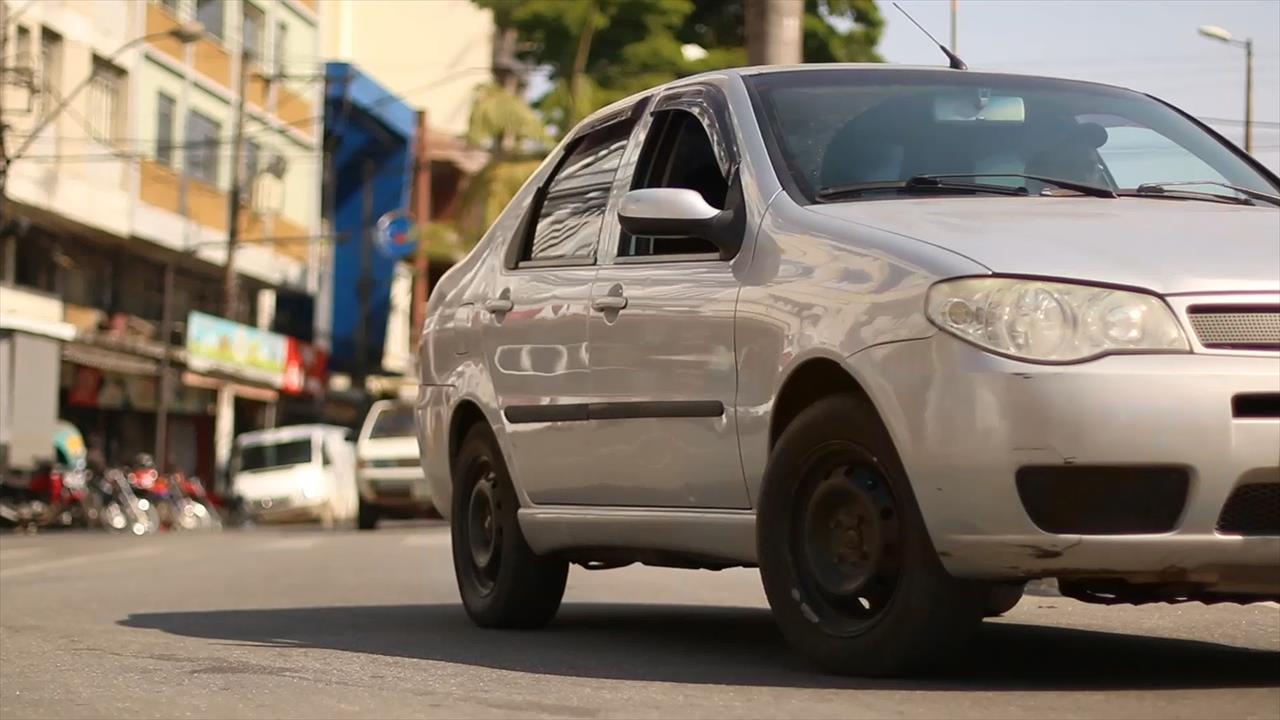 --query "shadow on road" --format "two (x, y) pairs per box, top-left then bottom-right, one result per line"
(119, 603), (1280, 691)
